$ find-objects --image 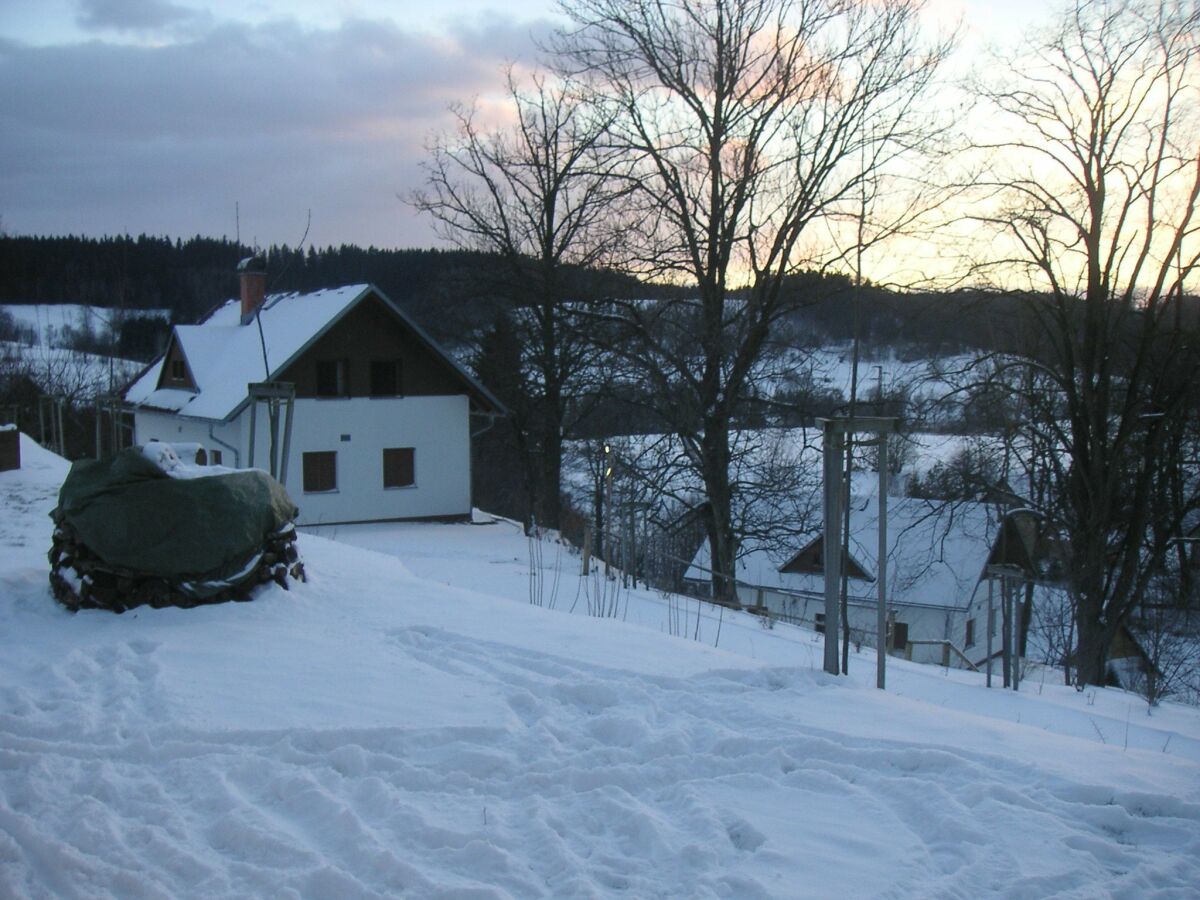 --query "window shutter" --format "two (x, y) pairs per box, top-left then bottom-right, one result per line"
(383, 447), (415, 488)
(303, 451), (337, 492)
